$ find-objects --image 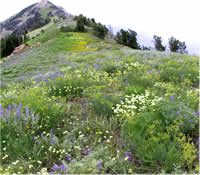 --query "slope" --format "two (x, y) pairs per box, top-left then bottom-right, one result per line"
(0, 17), (199, 174)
